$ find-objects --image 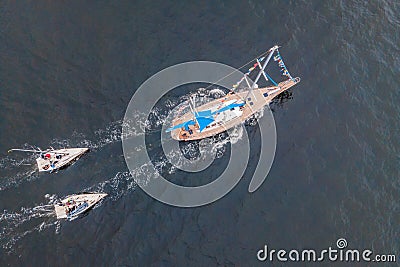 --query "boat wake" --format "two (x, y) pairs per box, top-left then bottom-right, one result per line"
(0, 194), (59, 252)
(0, 116), (149, 192)
(73, 87), (246, 199)
(0, 87), (259, 252)
(0, 192), (110, 253)
(0, 169), (39, 192)
(82, 89), (247, 200)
